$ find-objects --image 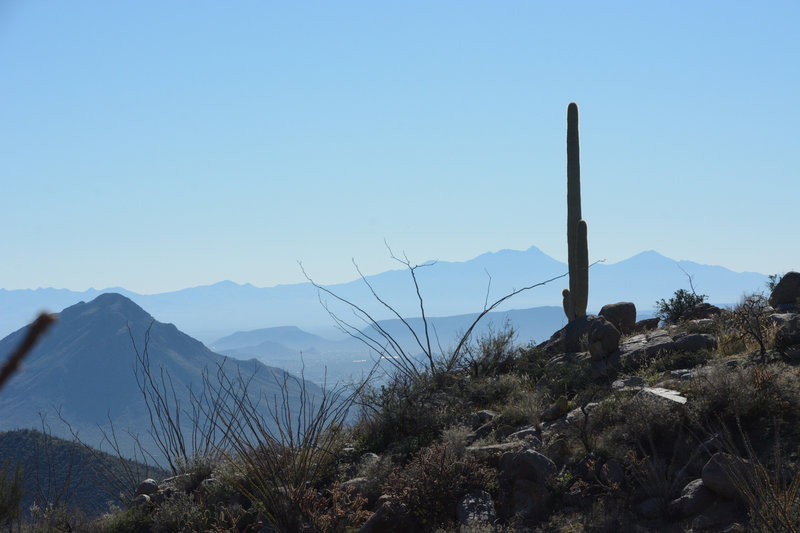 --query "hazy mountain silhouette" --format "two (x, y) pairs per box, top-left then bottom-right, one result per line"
(0, 293), (322, 459)
(209, 306), (591, 385)
(0, 247), (769, 344)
